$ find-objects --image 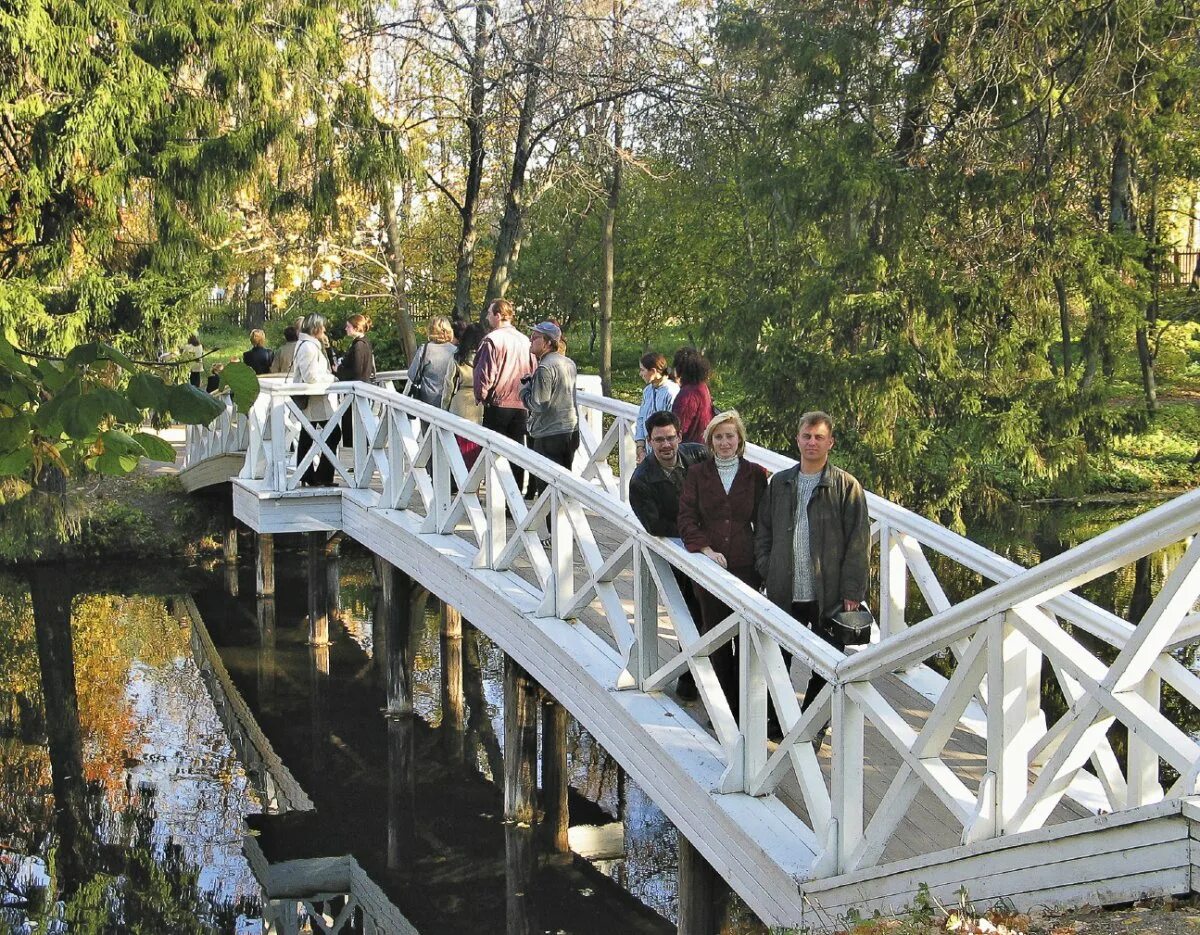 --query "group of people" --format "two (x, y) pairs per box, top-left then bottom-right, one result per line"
(231, 305), (868, 737)
(284, 312), (377, 486)
(630, 403), (869, 740)
(404, 298), (579, 507)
